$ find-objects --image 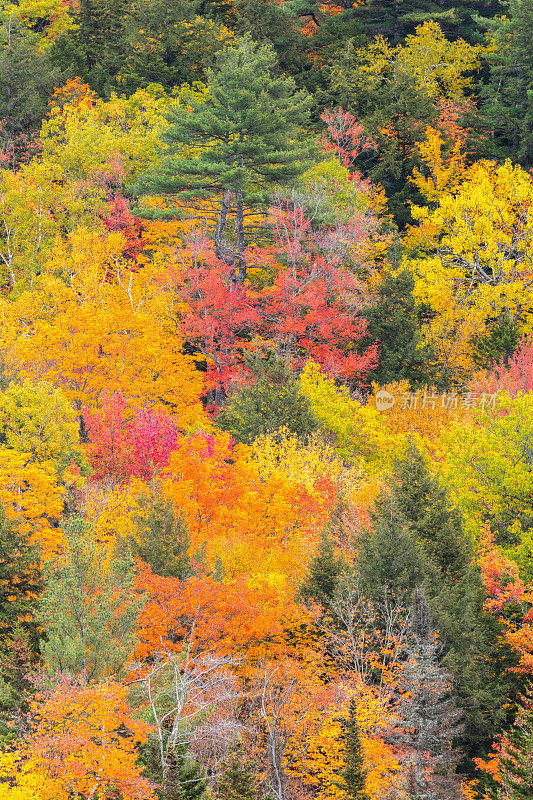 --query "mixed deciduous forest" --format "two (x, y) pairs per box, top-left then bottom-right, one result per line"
(1, 0), (533, 796)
